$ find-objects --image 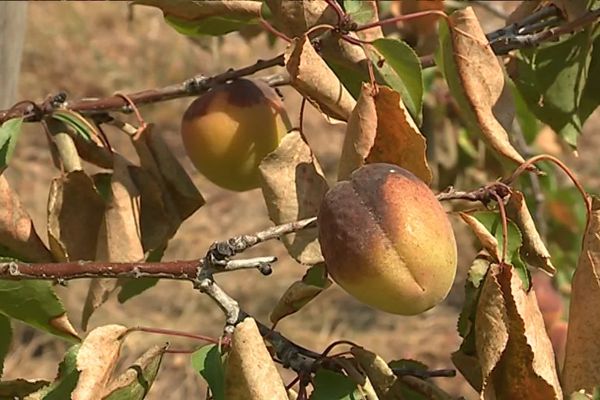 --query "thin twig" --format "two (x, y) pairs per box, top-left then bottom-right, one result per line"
(0, 54), (286, 123)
